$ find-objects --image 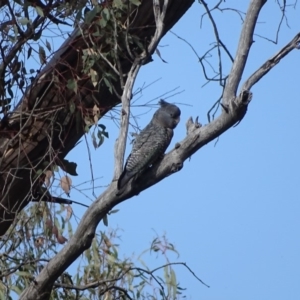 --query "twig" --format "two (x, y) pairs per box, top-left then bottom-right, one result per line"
(200, 0), (224, 87)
